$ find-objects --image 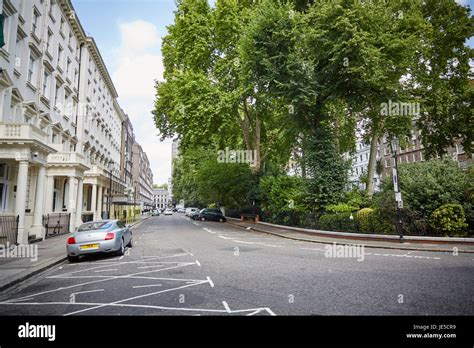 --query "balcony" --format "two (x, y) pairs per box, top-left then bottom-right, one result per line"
(0, 122), (49, 144)
(48, 152), (90, 170)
